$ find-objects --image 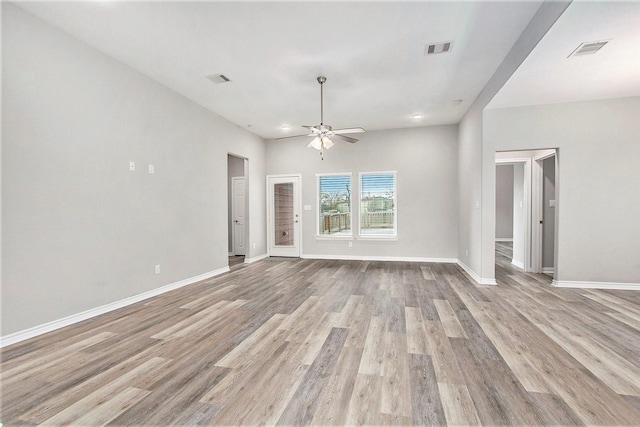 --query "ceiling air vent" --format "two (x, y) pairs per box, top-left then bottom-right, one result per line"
(425, 41), (453, 55)
(206, 74), (231, 83)
(568, 40), (609, 58)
